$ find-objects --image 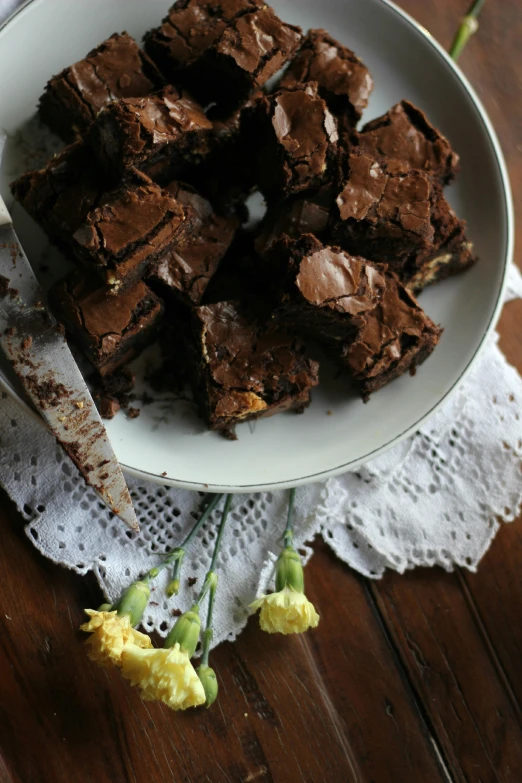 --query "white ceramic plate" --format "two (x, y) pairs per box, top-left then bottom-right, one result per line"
(0, 0), (513, 492)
